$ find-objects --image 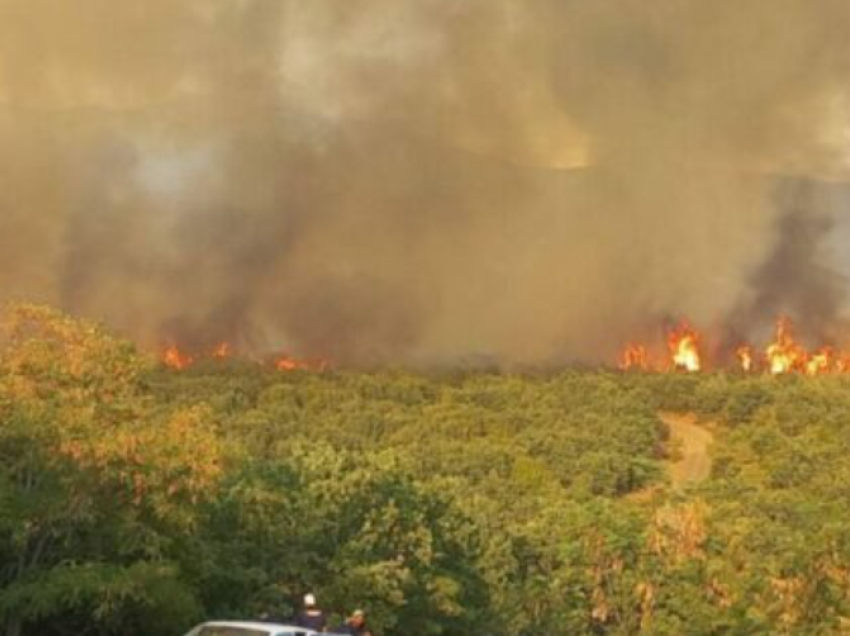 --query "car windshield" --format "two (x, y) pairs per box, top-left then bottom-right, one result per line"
(198, 628), (269, 636)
